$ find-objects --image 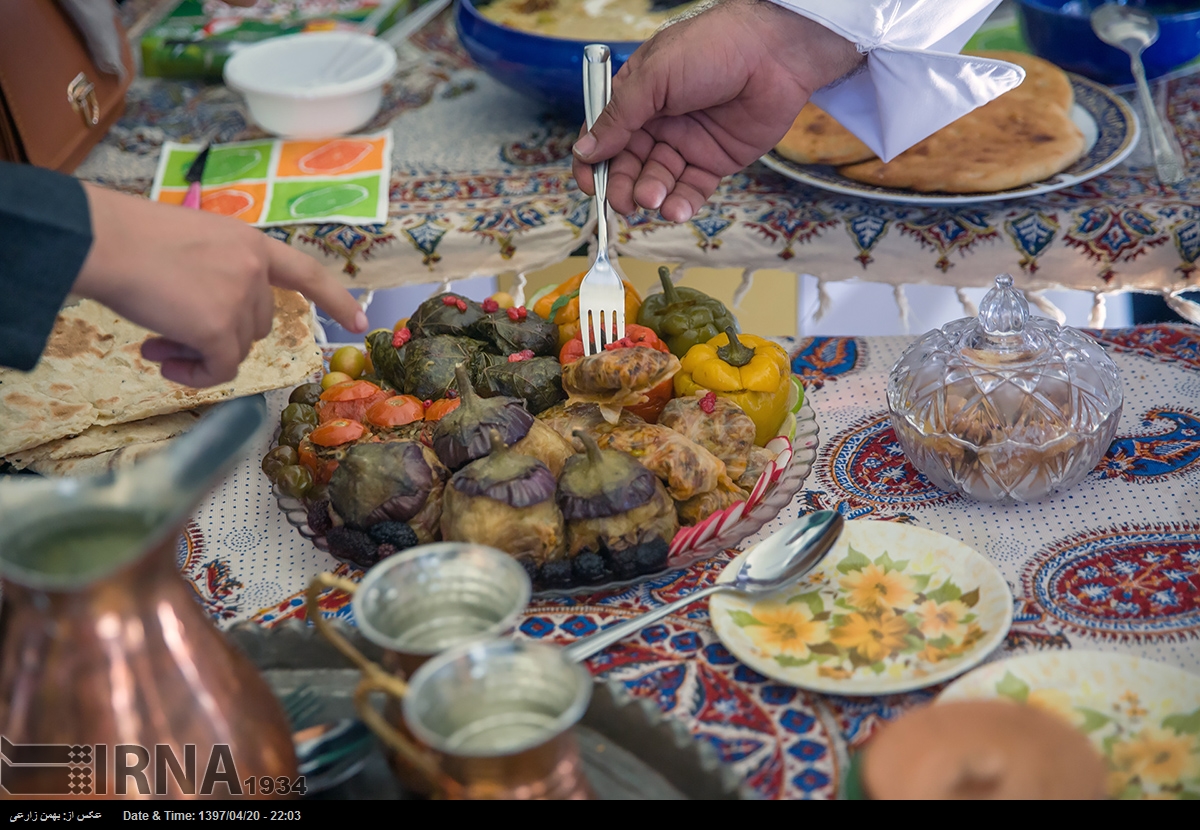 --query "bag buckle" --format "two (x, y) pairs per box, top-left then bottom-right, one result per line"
(67, 72), (99, 127)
